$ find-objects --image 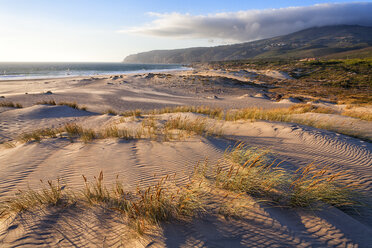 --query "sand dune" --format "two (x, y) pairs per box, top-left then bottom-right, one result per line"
(1, 71), (372, 247)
